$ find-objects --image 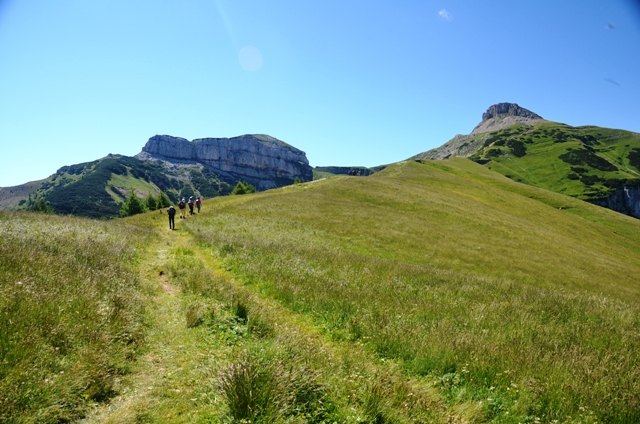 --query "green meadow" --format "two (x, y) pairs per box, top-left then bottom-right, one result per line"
(471, 122), (640, 200)
(2, 158), (640, 423)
